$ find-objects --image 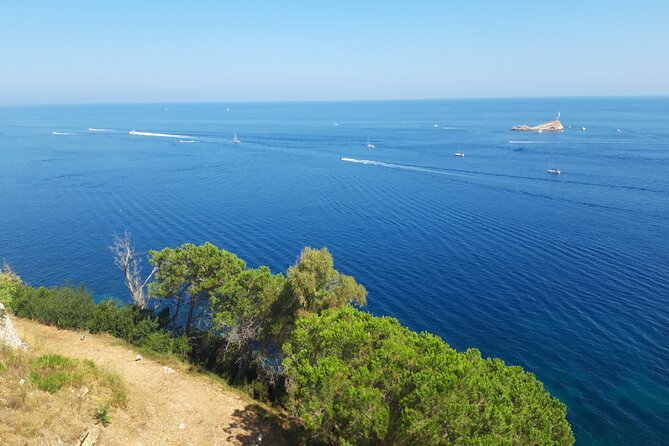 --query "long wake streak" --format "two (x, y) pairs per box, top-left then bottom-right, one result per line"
(129, 130), (194, 139)
(339, 157), (668, 194)
(340, 157), (476, 178)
